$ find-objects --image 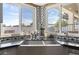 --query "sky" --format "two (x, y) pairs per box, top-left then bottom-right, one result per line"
(22, 6), (33, 25)
(3, 3), (19, 26)
(3, 3), (60, 26)
(3, 3), (33, 26)
(48, 8), (60, 24)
